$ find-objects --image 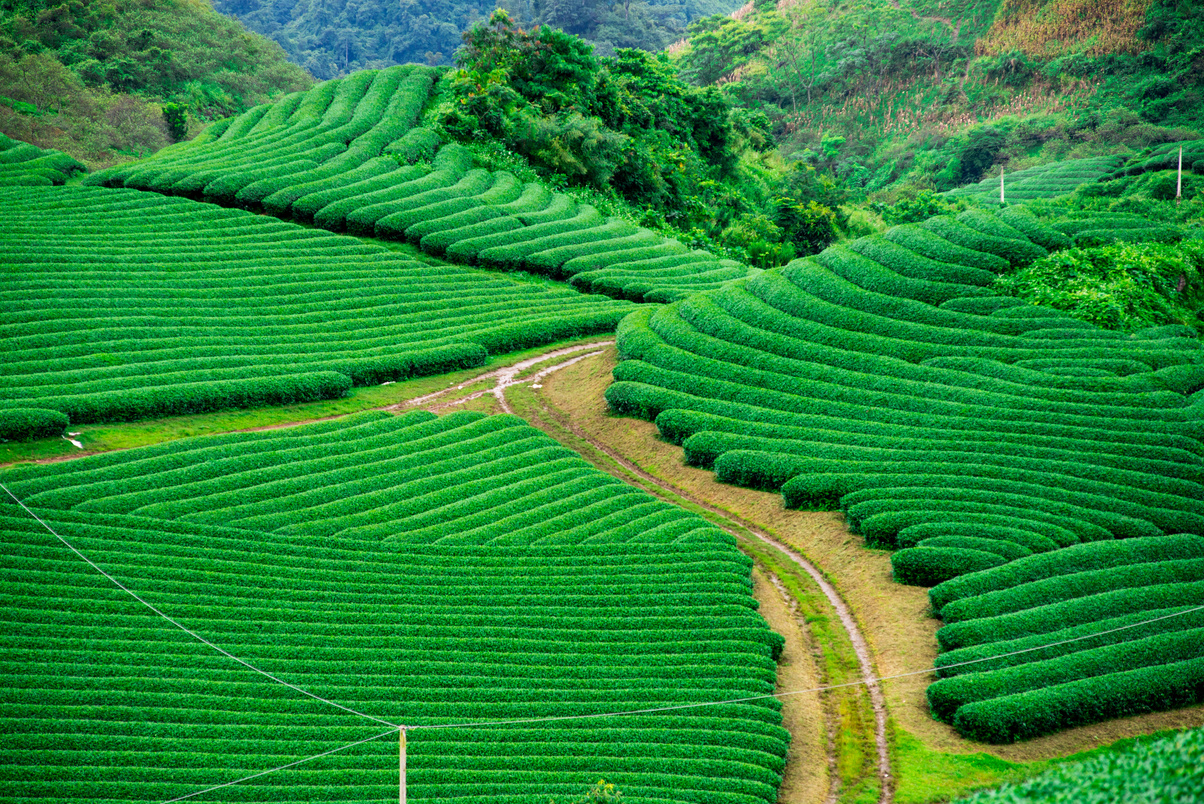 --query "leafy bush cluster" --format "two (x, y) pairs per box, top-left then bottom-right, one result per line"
(435, 11), (843, 267)
(994, 238), (1204, 333)
(0, 0), (312, 165)
(0, 183), (637, 439)
(951, 726), (1204, 804)
(0, 409), (787, 803)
